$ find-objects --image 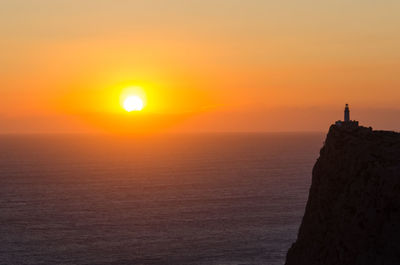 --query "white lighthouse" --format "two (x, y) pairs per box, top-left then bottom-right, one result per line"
(335, 104), (359, 127)
(344, 104), (350, 122)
